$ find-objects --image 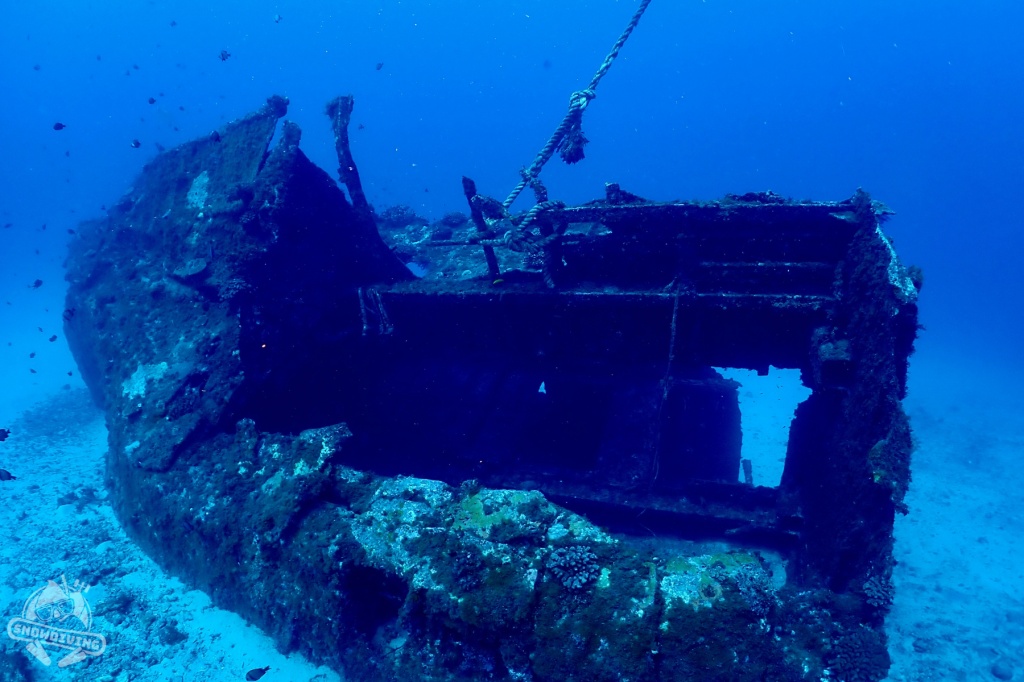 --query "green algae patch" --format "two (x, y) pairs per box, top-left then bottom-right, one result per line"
(452, 489), (554, 542)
